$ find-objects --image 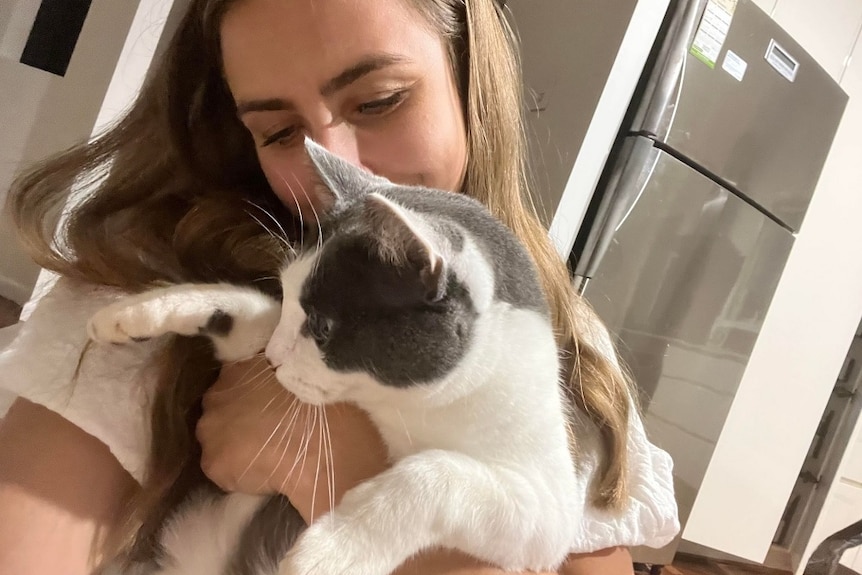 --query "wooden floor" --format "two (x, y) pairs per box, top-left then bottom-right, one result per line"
(0, 296), (21, 329)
